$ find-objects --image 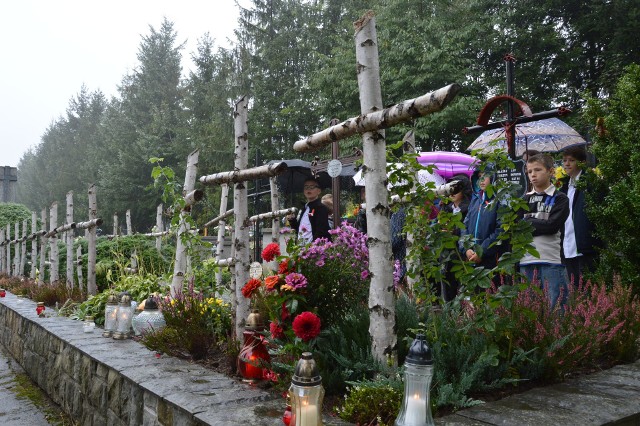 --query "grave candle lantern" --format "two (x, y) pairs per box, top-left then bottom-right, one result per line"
(113, 294), (133, 340)
(288, 352), (324, 426)
(36, 302), (46, 317)
(237, 310), (270, 382)
(132, 296), (166, 336)
(0, 288), (6, 297)
(83, 316), (96, 333)
(102, 294), (119, 337)
(395, 334), (434, 426)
